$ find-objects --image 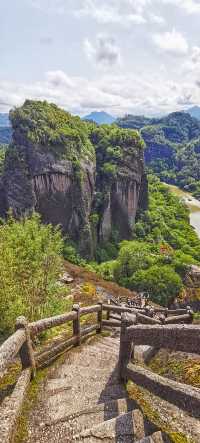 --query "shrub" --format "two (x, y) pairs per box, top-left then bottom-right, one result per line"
(0, 213), (64, 334)
(130, 265), (183, 306)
